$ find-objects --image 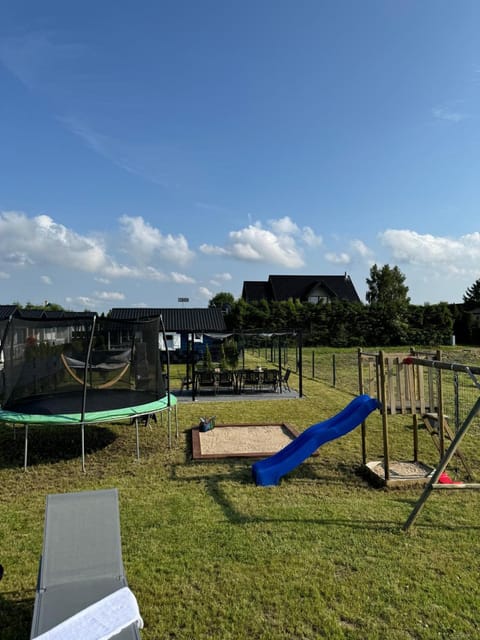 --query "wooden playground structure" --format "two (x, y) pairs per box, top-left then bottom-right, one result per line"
(358, 349), (480, 529)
